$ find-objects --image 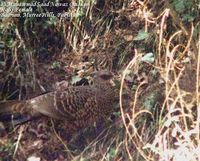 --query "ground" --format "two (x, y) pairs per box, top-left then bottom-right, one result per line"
(0, 0), (200, 161)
